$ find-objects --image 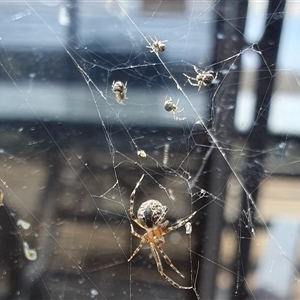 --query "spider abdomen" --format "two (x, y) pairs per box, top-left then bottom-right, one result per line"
(202, 74), (215, 85)
(137, 199), (168, 228)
